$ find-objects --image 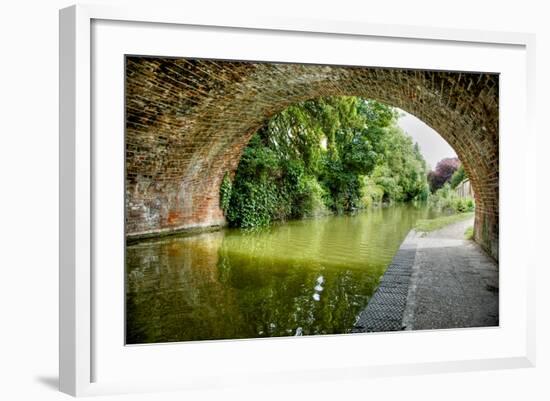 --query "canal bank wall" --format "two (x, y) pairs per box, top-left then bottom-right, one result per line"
(352, 231), (417, 332)
(353, 217), (499, 333)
